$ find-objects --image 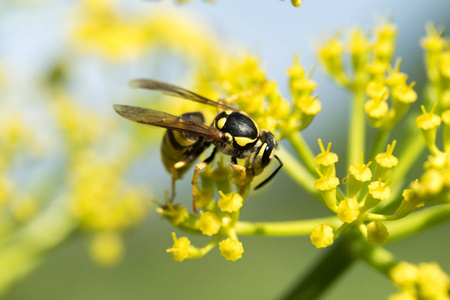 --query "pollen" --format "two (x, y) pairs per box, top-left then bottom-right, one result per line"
(166, 232), (191, 262)
(219, 238), (244, 261)
(199, 211), (221, 236)
(218, 191), (243, 212)
(310, 224), (334, 248)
